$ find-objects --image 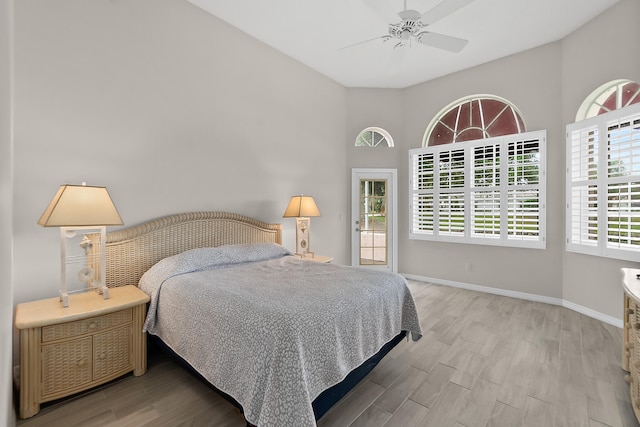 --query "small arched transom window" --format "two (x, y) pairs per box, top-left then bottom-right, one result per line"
(423, 95), (526, 147)
(575, 79), (640, 122)
(355, 127), (394, 147)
